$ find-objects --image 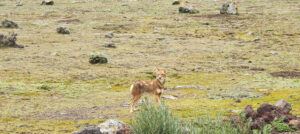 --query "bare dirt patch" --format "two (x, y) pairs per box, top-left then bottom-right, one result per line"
(250, 67), (265, 71)
(231, 66), (250, 69)
(57, 19), (81, 24)
(270, 71), (300, 78)
(190, 14), (250, 20)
